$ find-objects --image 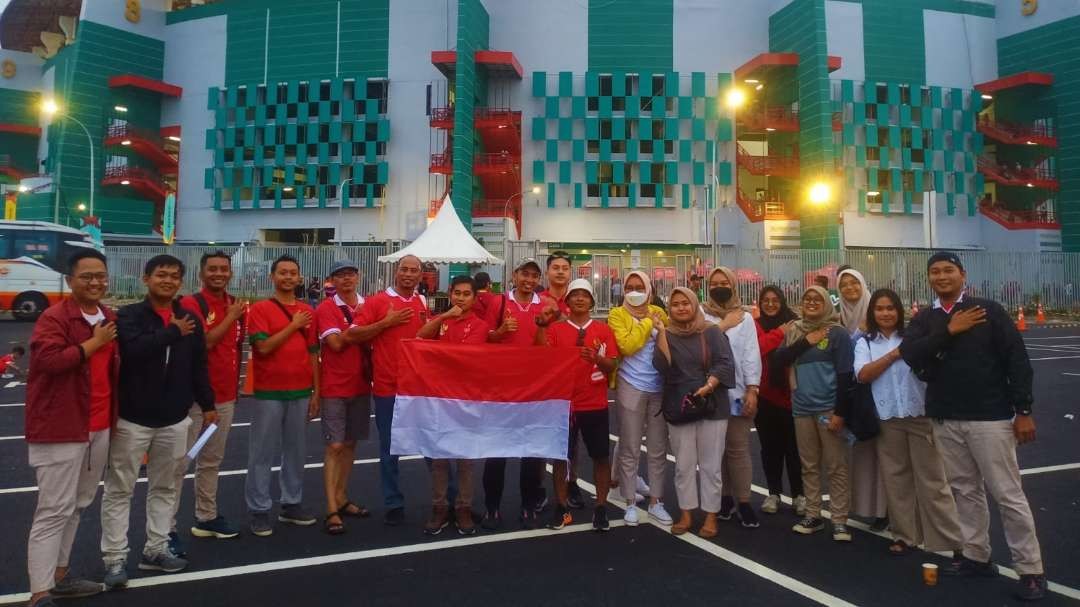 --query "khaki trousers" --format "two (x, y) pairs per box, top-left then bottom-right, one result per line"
(794, 415), (850, 523)
(614, 380), (667, 502)
(851, 439), (888, 518)
(668, 418), (727, 512)
(721, 414), (753, 501)
(172, 401), (235, 527)
(432, 459), (474, 509)
(876, 417), (963, 551)
(101, 417), (190, 564)
(27, 430), (110, 593)
(934, 419), (1044, 574)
